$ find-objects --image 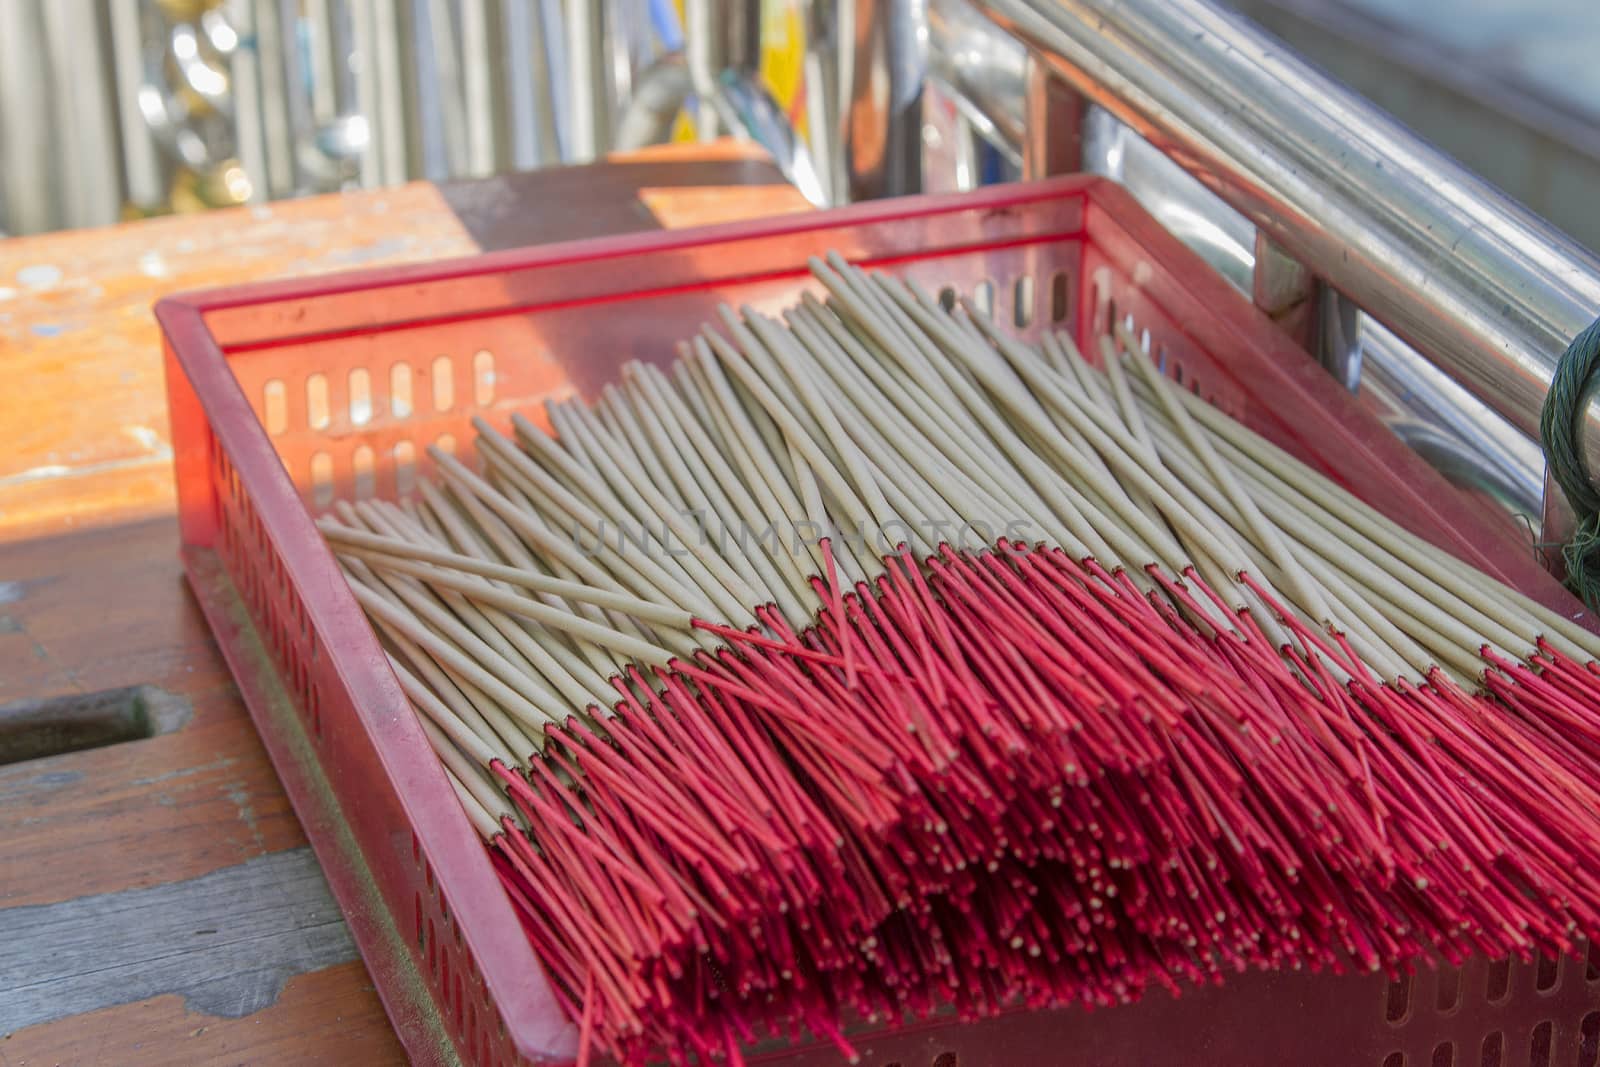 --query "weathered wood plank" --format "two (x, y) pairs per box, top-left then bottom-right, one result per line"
(0, 183), (477, 539)
(0, 518), (305, 909)
(0, 960), (405, 1065)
